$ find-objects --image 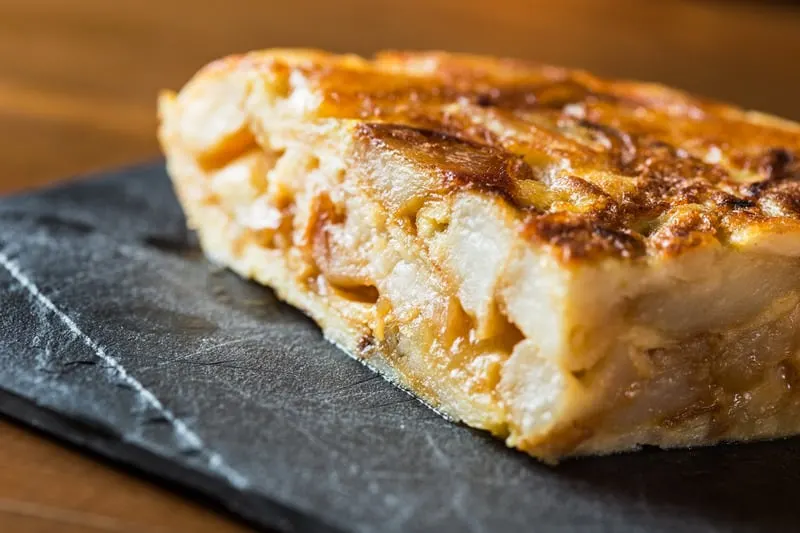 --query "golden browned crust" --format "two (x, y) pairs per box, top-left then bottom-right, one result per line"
(160, 49), (800, 461)
(195, 49), (800, 262)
